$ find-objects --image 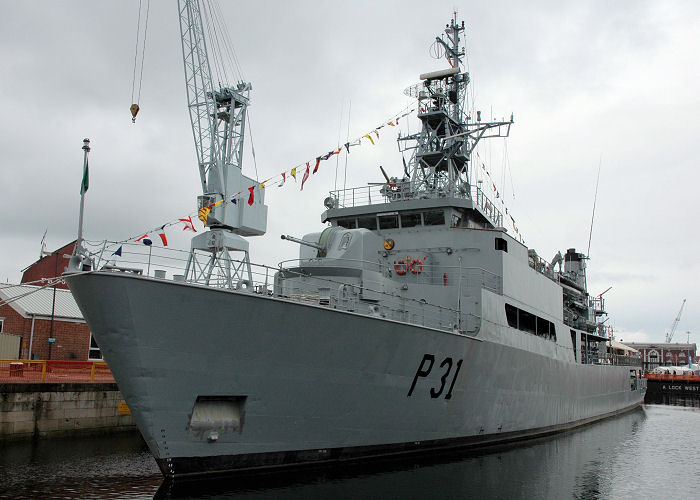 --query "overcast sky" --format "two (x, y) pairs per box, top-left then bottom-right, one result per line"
(1, 1), (698, 344)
